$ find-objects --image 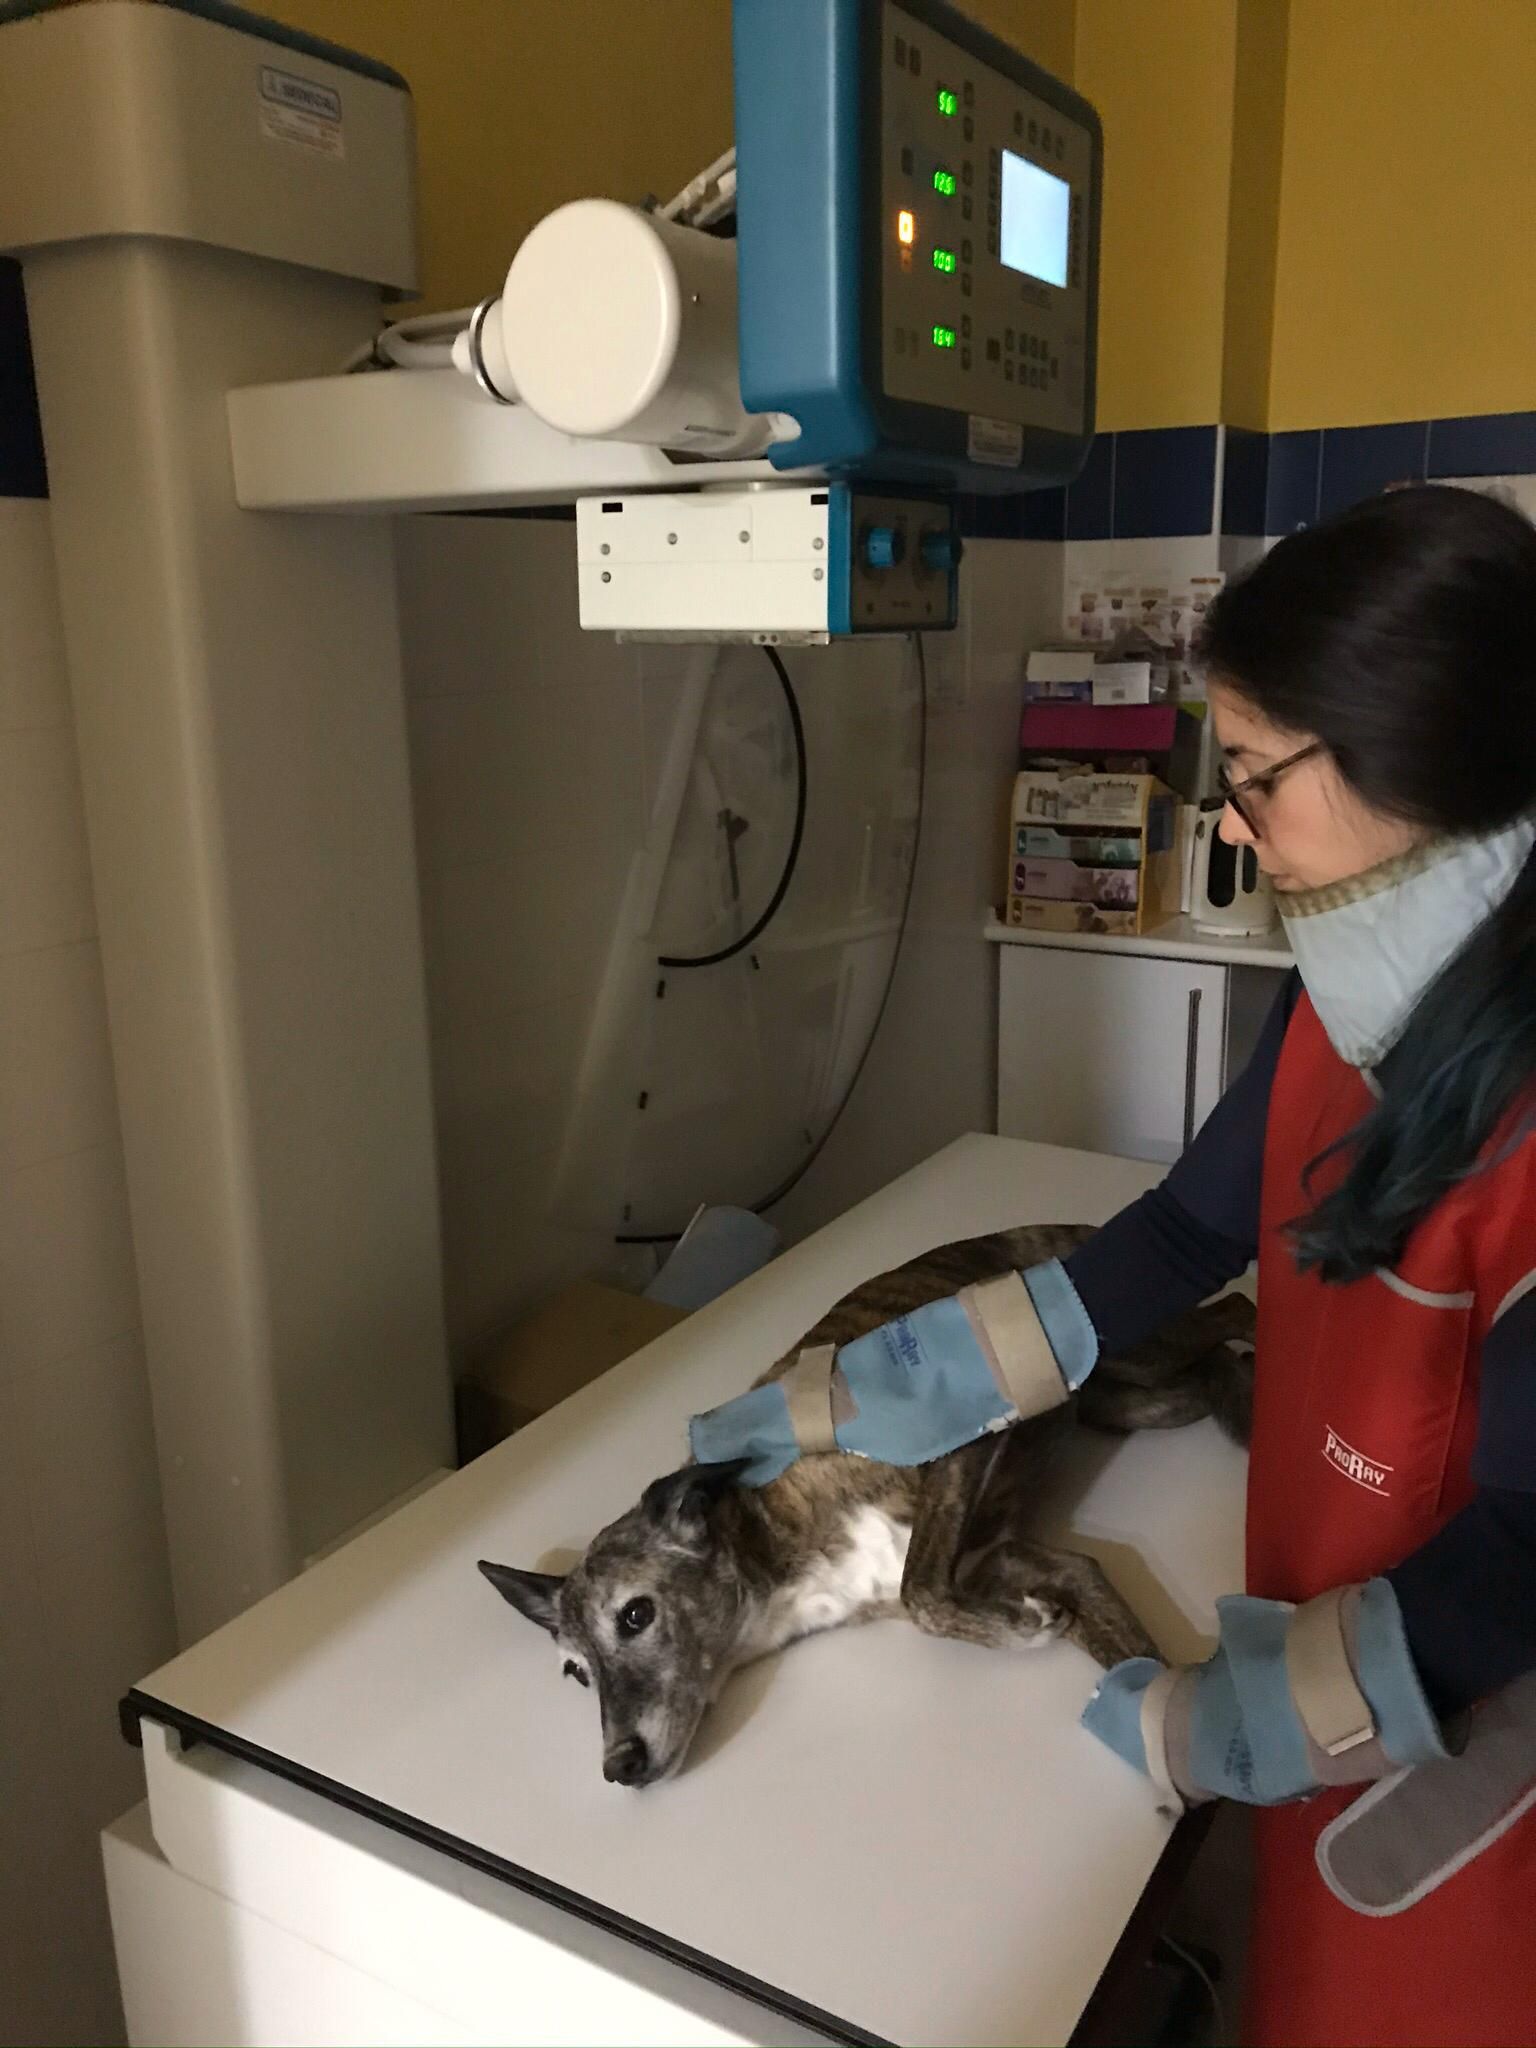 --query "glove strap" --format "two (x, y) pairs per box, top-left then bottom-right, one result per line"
(1286, 1585), (1377, 1759)
(958, 1273), (1068, 1420)
(1138, 1667), (1189, 1816)
(777, 1344), (839, 1456)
